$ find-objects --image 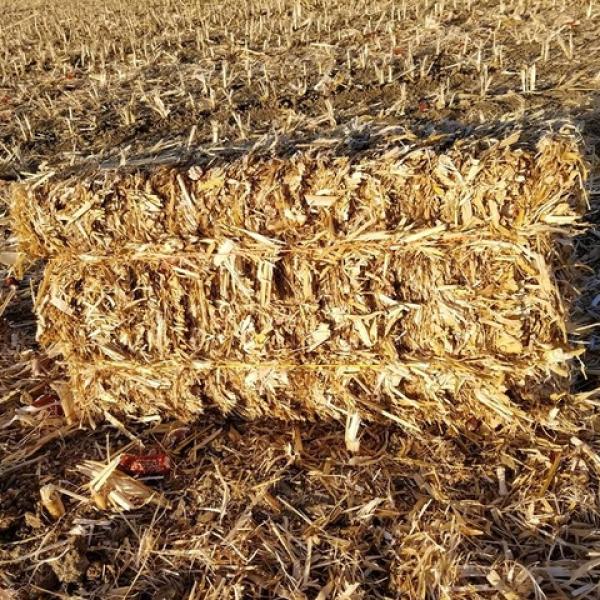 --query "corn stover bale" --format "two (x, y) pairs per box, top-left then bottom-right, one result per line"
(13, 126), (588, 425)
